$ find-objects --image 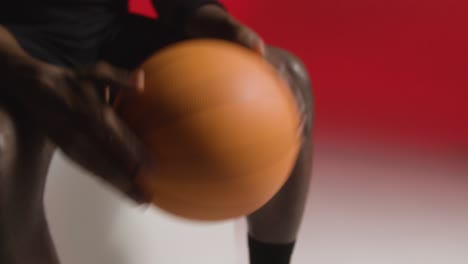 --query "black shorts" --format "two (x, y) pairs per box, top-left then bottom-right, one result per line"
(4, 14), (177, 70)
